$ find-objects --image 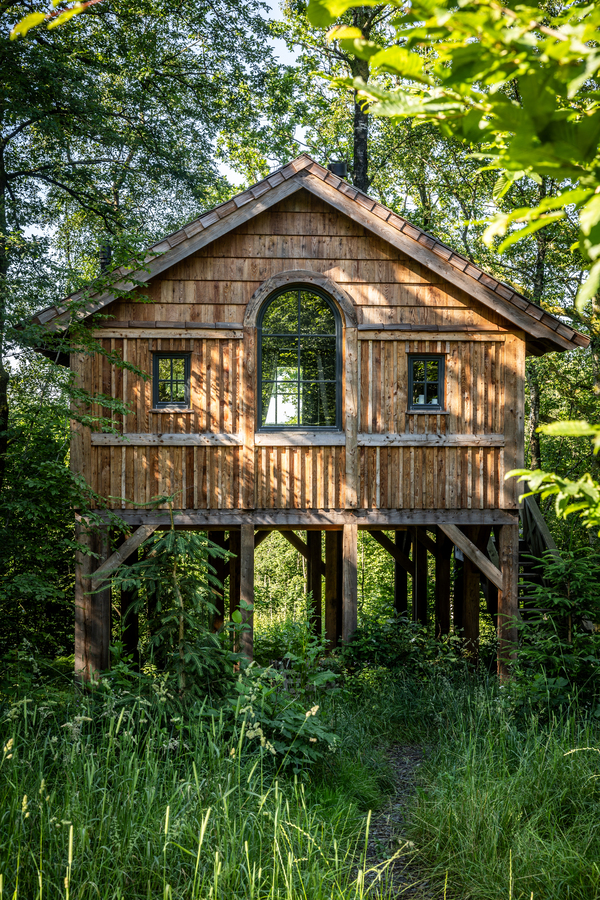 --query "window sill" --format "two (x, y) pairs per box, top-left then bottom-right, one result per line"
(149, 408), (194, 413)
(407, 409), (449, 415)
(255, 431), (346, 447)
